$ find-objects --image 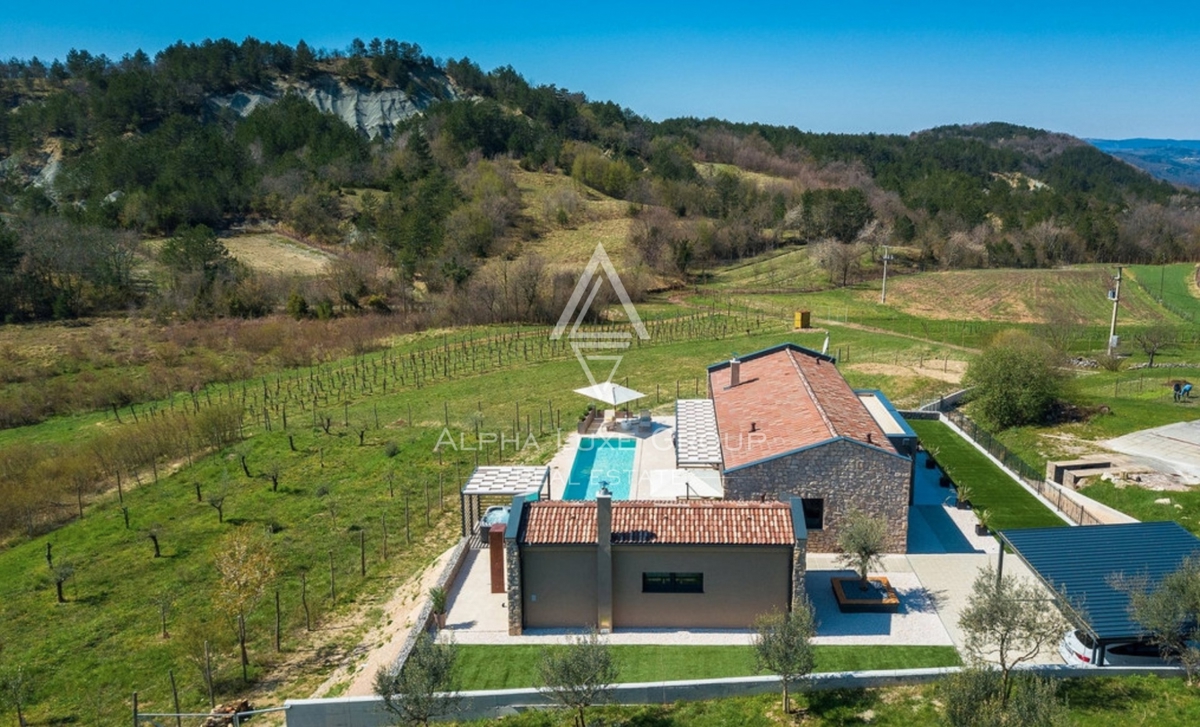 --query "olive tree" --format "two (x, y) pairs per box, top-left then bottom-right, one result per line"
(1111, 555), (1200, 684)
(965, 330), (1069, 430)
(51, 563), (74, 604)
(959, 565), (1067, 705)
(753, 599), (817, 714)
(836, 510), (888, 591)
(940, 667), (1067, 727)
(537, 629), (618, 727)
(374, 632), (459, 726)
(0, 665), (31, 727)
